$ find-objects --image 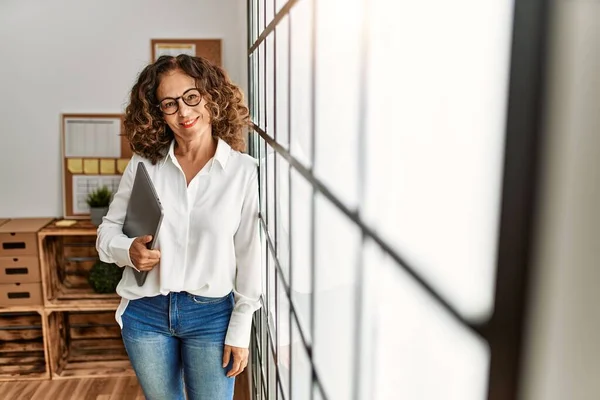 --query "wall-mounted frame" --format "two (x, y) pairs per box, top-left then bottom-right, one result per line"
(61, 113), (132, 219)
(151, 39), (222, 66)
